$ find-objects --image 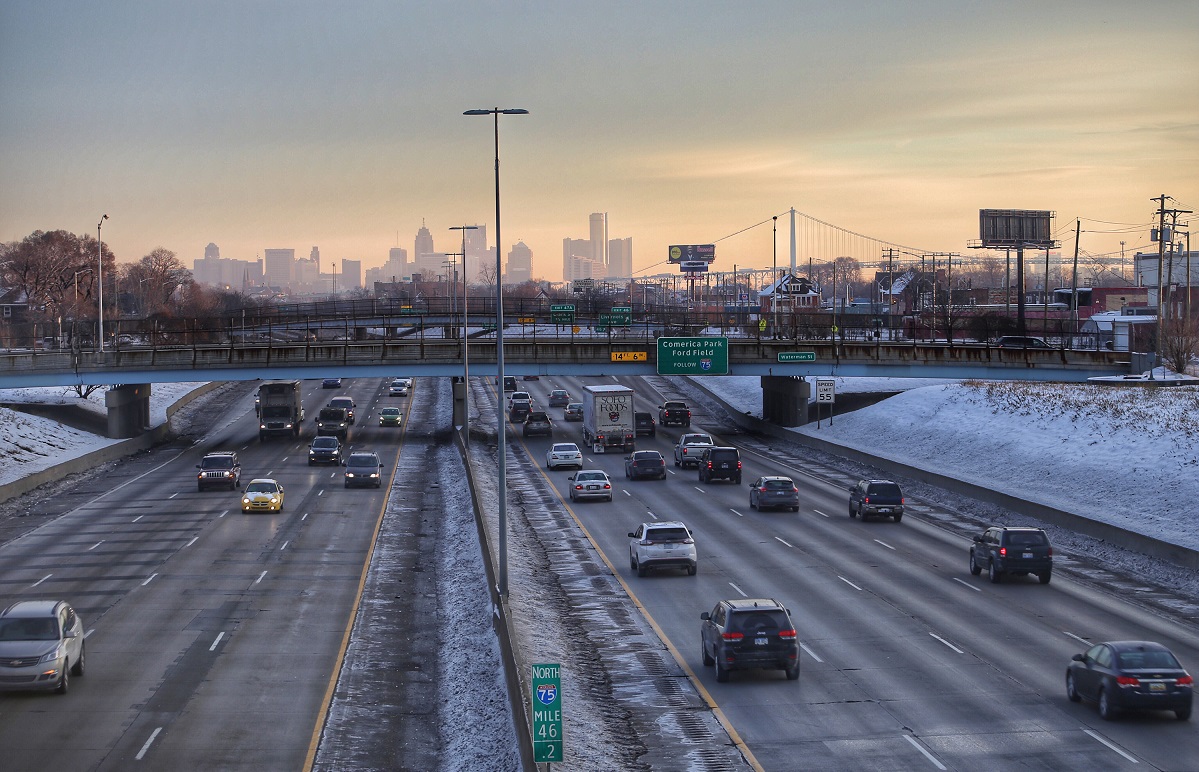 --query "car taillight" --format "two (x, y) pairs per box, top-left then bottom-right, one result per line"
(792, 487), (799, 493)
(682, 538), (694, 544)
(779, 629), (797, 640)
(722, 632), (744, 641)
(999, 547), (1007, 557)
(1177, 675), (1193, 686)
(900, 497), (905, 504)
(706, 461), (713, 469)
(1047, 547), (1053, 557)
(863, 496), (870, 504)
(1116, 676), (1140, 687)
(737, 461), (742, 469)
(574, 484), (583, 490)
(603, 483), (611, 490)
(759, 487), (768, 492)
